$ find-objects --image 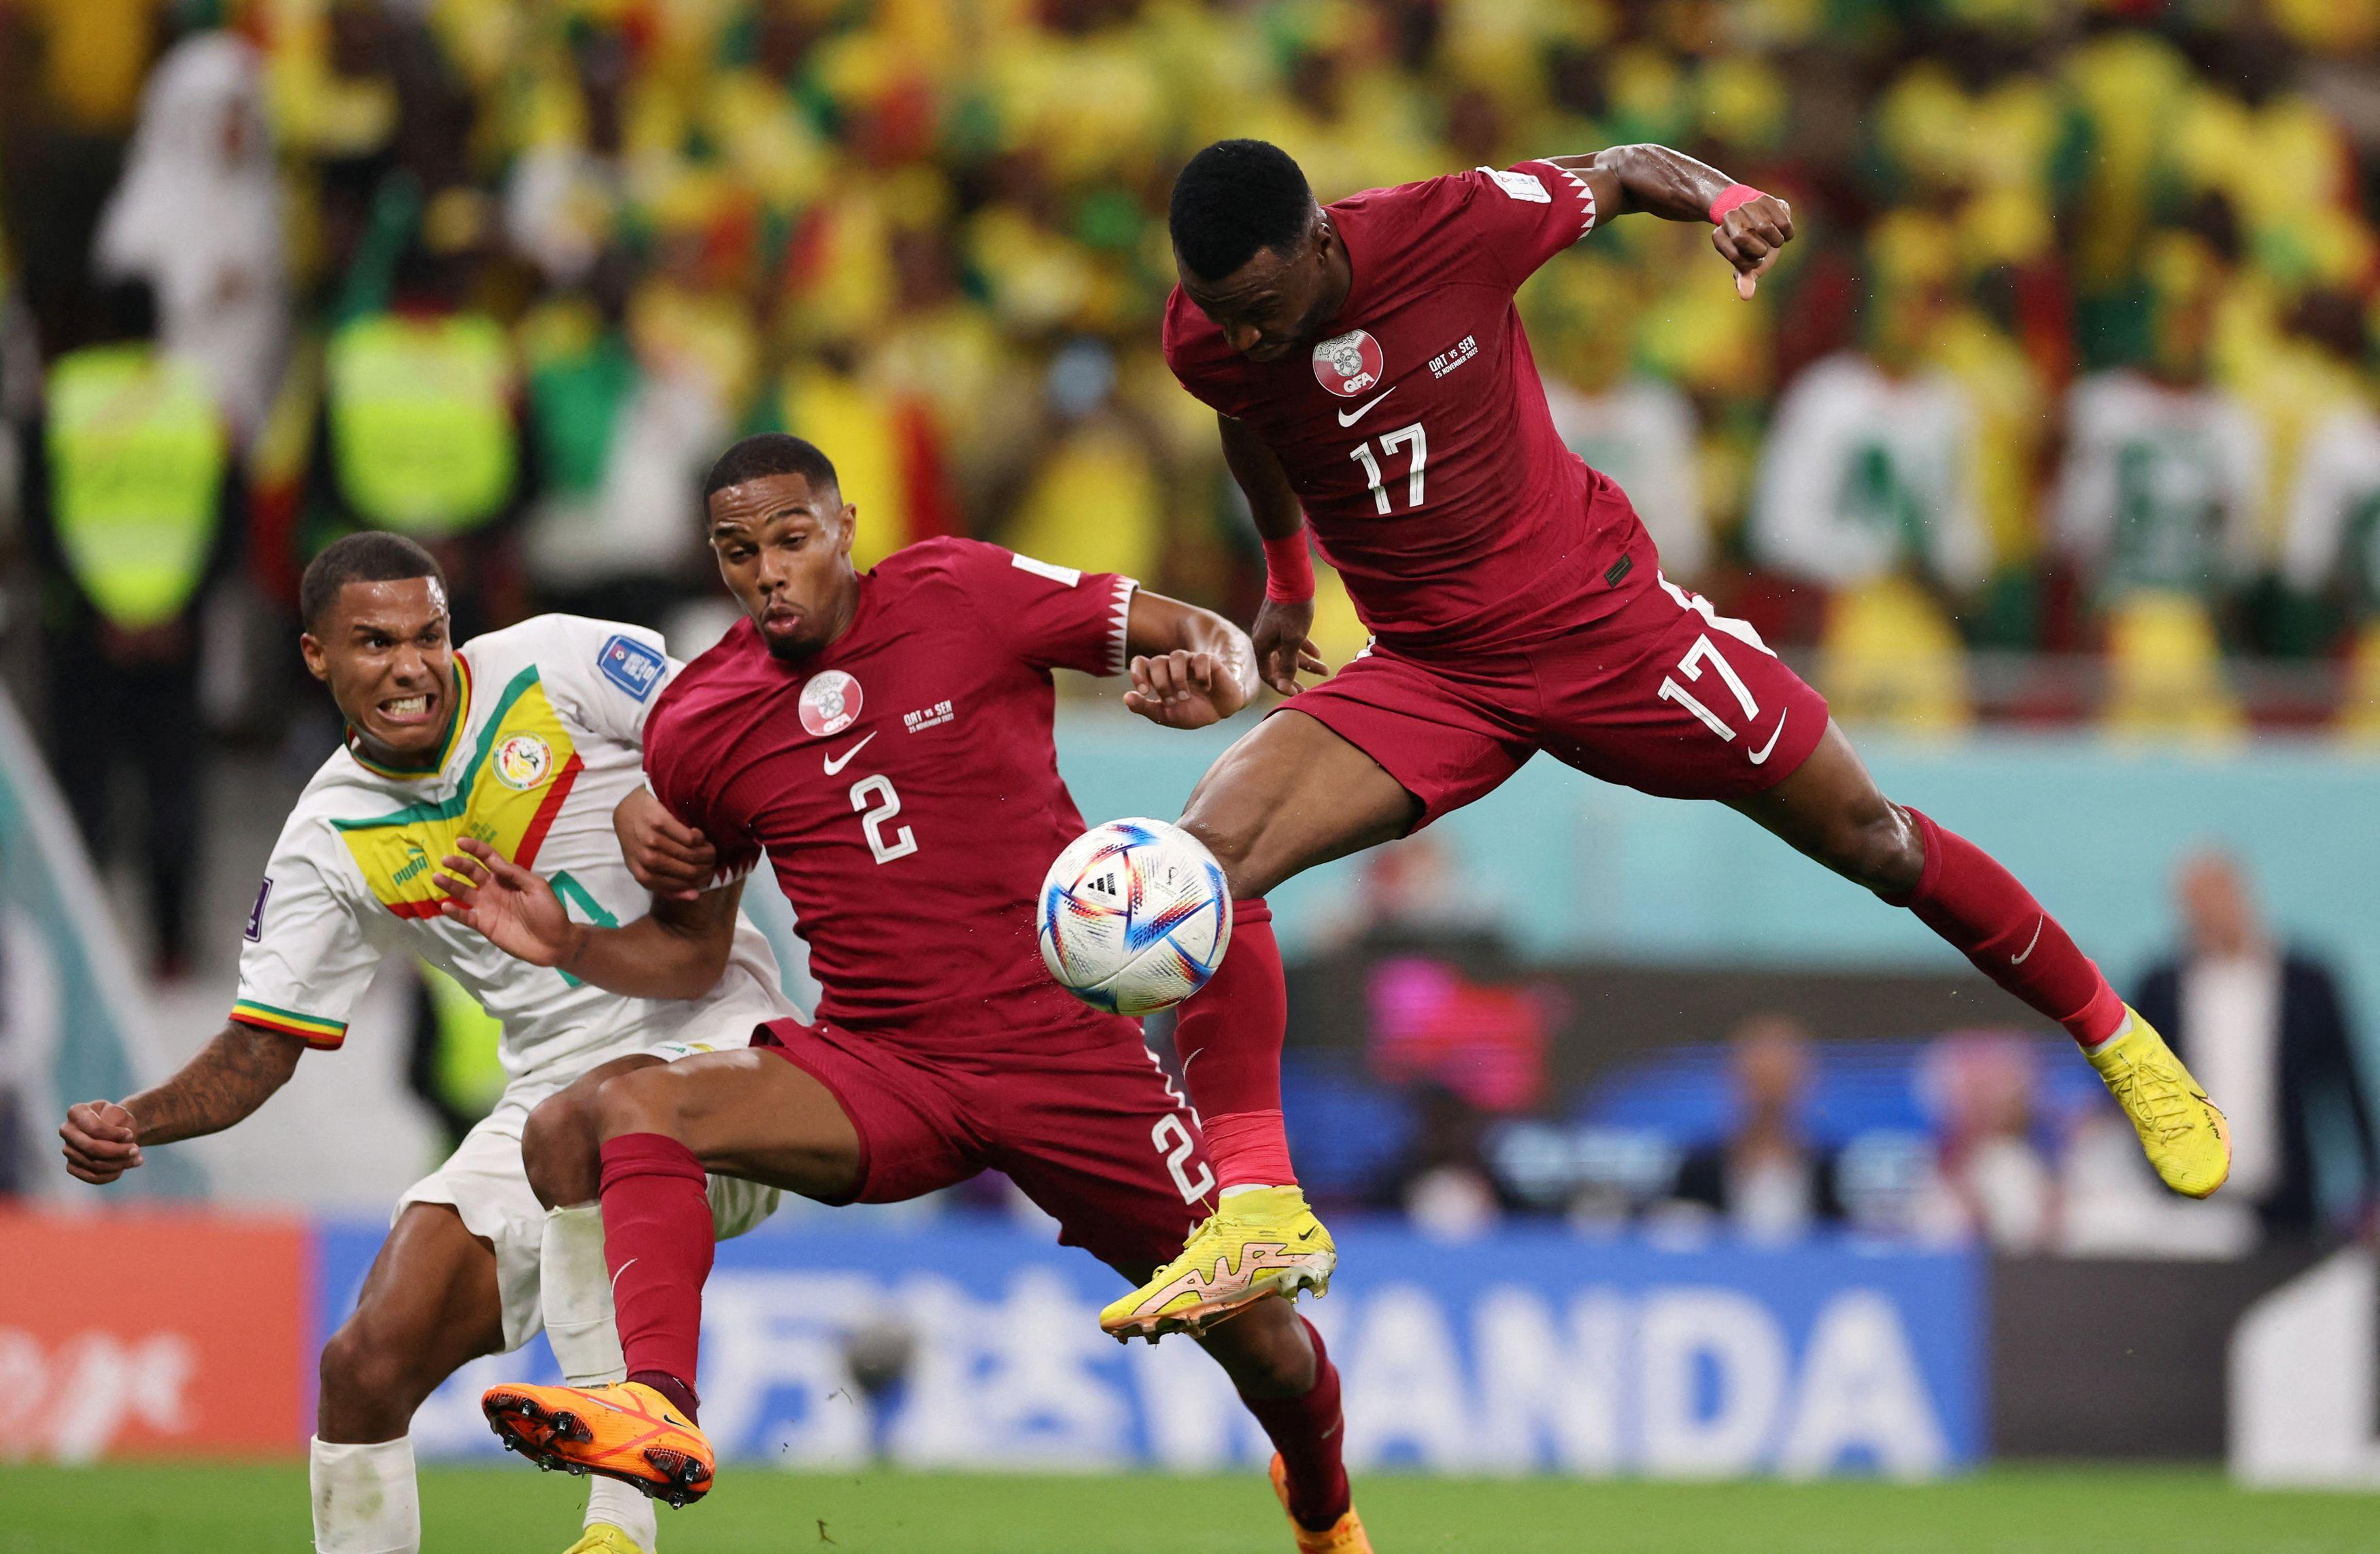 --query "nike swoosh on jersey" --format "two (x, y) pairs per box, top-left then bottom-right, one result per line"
(1748, 708), (1788, 765)
(822, 731), (877, 775)
(1336, 386), (1395, 427)
(2011, 915), (2044, 966)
